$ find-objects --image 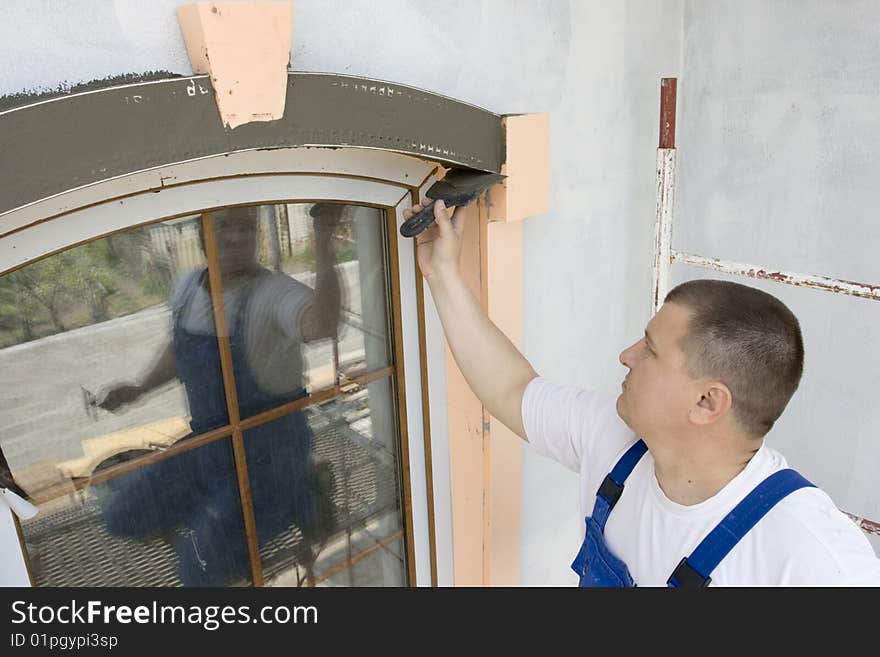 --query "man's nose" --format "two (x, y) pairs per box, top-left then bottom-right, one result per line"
(619, 339), (642, 369)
